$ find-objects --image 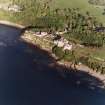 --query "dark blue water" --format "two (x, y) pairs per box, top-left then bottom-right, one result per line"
(0, 24), (105, 105)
